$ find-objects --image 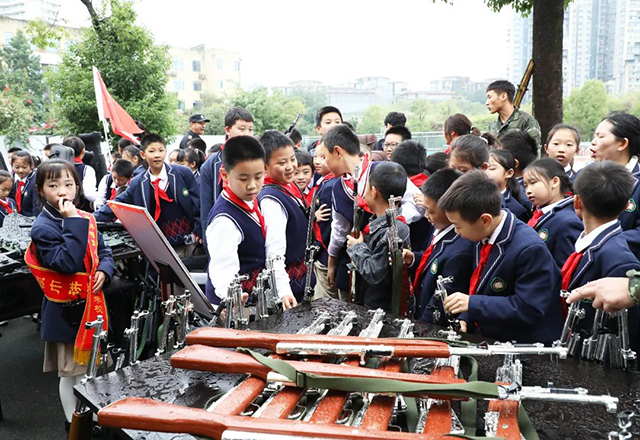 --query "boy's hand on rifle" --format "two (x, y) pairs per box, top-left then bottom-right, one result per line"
(459, 321), (468, 333)
(315, 204), (331, 222)
(281, 294), (297, 310)
(402, 249), (414, 266)
(443, 292), (469, 315)
(346, 234), (364, 248)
